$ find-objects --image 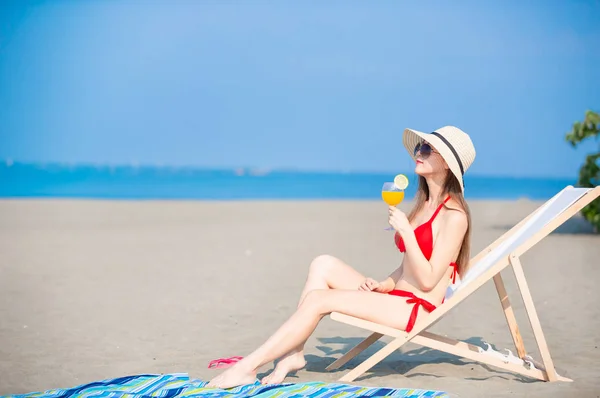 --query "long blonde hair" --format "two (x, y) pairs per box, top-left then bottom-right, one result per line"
(407, 173), (472, 276)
